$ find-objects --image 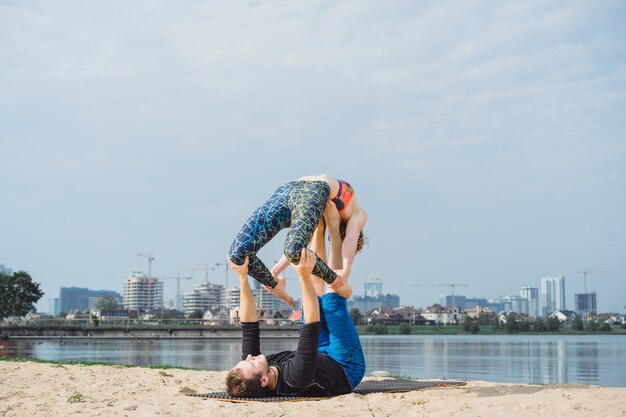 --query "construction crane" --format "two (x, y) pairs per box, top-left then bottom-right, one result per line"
(577, 269), (609, 294)
(182, 265), (210, 283)
(213, 262), (230, 289)
(400, 283), (469, 308)
(156, 274), (193, 311)
(135, 252), (155, 278)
